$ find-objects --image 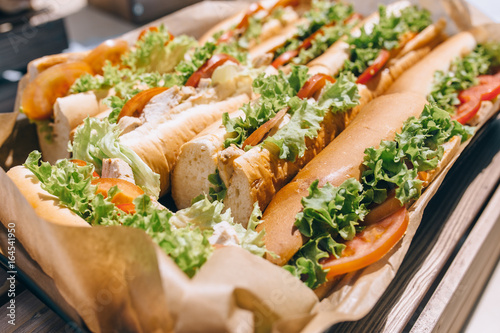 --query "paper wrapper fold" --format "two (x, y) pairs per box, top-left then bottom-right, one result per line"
(0, 1), (498, 332)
